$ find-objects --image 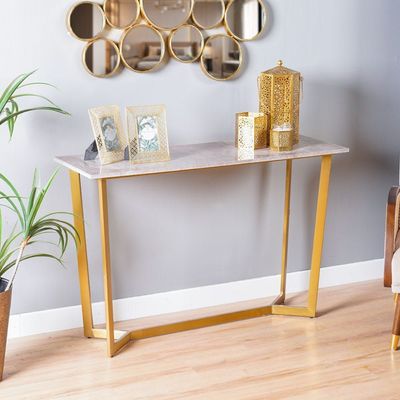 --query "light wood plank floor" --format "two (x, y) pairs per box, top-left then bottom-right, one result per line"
(2, 280), (399, 400)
